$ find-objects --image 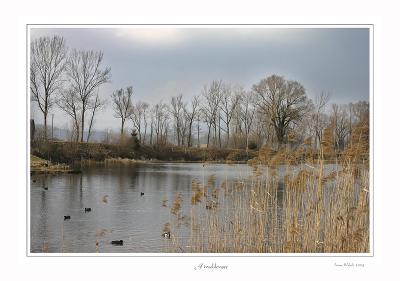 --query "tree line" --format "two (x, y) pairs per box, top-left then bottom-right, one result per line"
(31, 35), (369, 154)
